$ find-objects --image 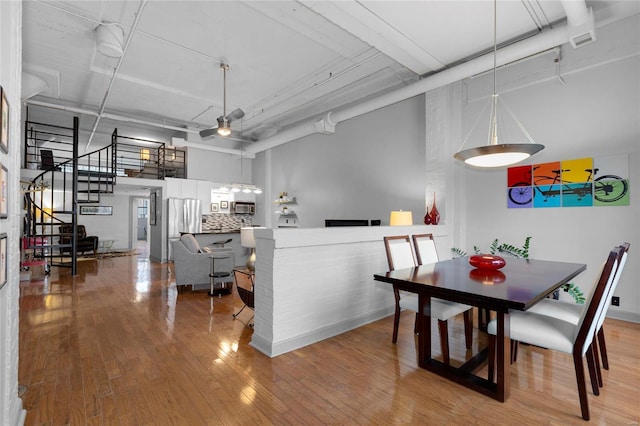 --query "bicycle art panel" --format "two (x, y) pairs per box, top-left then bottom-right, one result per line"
(507, 155), (629, 209)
